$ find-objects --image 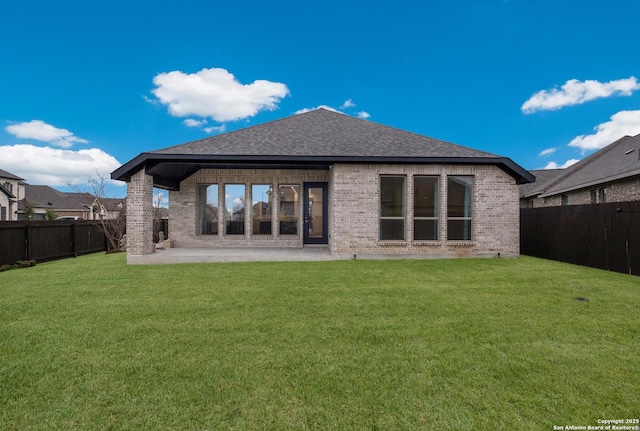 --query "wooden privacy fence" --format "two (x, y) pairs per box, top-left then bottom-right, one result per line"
(520, 201), (640, 276)
(0, 221), (108, 266)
